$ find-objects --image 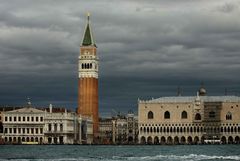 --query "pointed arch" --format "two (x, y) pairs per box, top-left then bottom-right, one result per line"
(181, 111), (187, 119)
(147, 136), (153, 144)
(140, 136), (146, 144)
(174, 136), (179, 144)
(187, 136), (193, 144)
(154, 136), (159, 144)
(147, 111), (154, 119)
(221, 136), (226, 144)
(164, 111), (170, 119)
(160, 136), (166, 144)
(195, 113), (201, 120)
(226, 112), (232, 120)
(167, 136), (173, 144)
(180, 136), (186, 144)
